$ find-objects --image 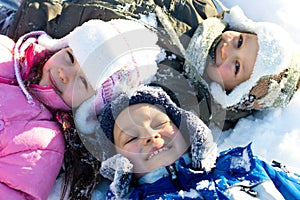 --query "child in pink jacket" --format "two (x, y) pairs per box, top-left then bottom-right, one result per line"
(0, 18), (161, 200)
